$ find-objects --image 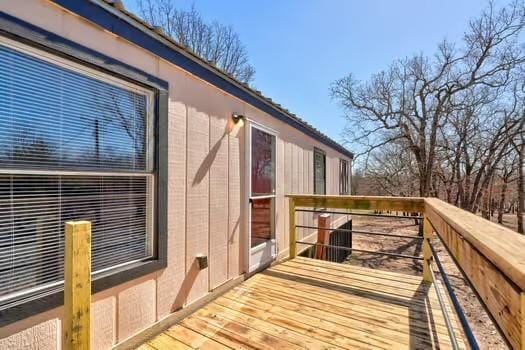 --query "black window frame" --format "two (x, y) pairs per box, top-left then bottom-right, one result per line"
(339, 158), (349, 195)
(0, 15), (169, 326)
(313, 147), (326, 195)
